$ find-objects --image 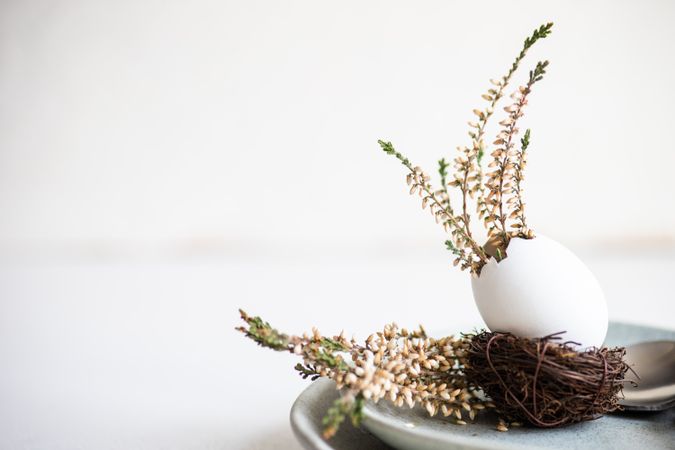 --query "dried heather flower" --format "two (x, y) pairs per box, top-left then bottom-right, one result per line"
(455, 23), (553, 239)
(238, 310), (628, 438)
(379, 140), (487, 271)
(379, 23), (553, 273)
(237, 310), (492, 437)
(485, 60), (549, 253)
(510, 128), (533, 237)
